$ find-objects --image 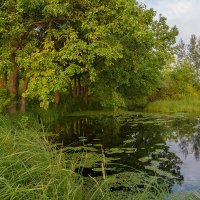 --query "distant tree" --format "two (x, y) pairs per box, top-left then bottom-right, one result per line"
(188, 34), (200, 78)
(177, 34), (200, 80)
(176, 39), (187, 64)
